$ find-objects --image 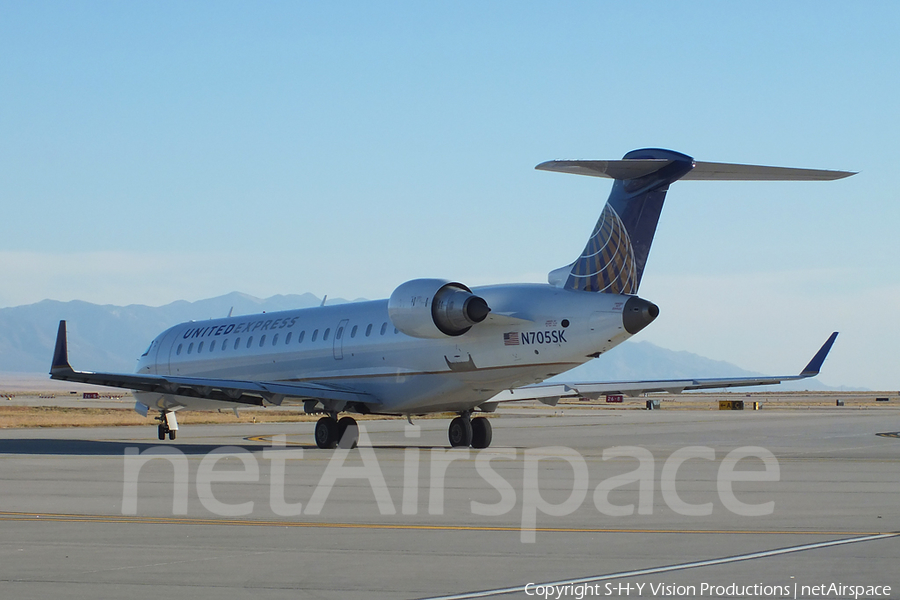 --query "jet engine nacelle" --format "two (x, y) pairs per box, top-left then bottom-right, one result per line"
(388, 279), (491, 339)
